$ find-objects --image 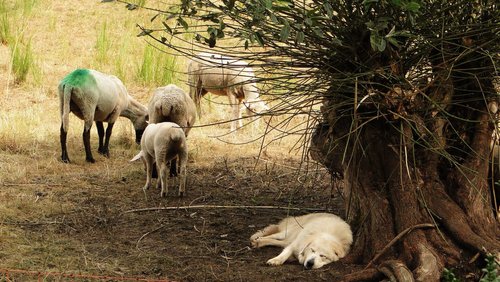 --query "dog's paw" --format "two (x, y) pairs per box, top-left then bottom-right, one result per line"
(250, 231), (263, 242)
(266, 257), (284, 266)
(250, 237), (260, 248)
